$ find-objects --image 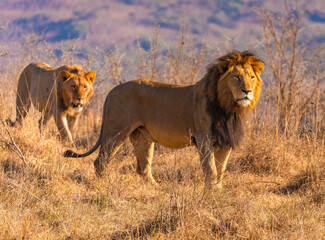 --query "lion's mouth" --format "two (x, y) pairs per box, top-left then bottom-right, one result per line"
(72, 103), (84, 112)
(236, 97), (251, 107)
